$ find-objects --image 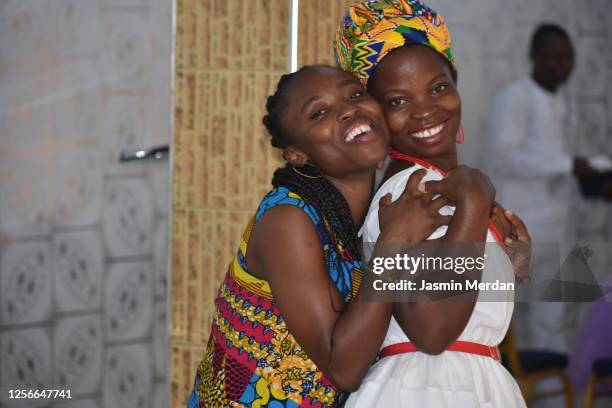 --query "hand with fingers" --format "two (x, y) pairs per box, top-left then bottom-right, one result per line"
(490, 202), (512, 239)
(377, 169), (452, 245)
(422, 165), (496, 211)
(486, 202), (532, 284)
(504, 210), (532, 285)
